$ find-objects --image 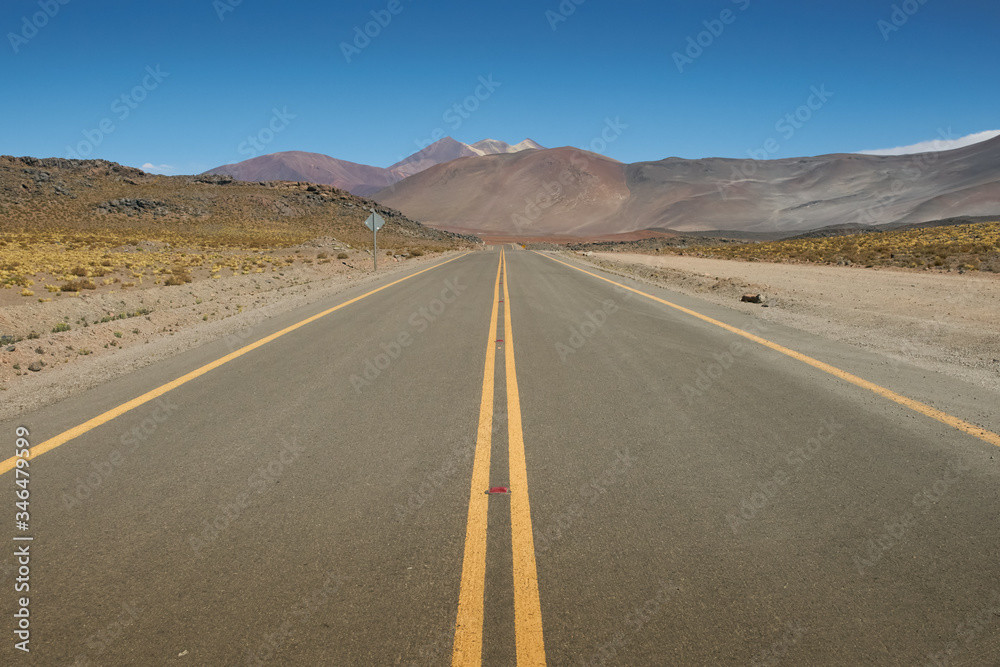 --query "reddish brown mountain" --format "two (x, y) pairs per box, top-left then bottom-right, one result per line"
(204, 138), (544, 197)
(374, 136), (1000, 236)
(388, 137), (543, 177)
(204, 151), (406, 197)
(375, 148), (630, 236)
